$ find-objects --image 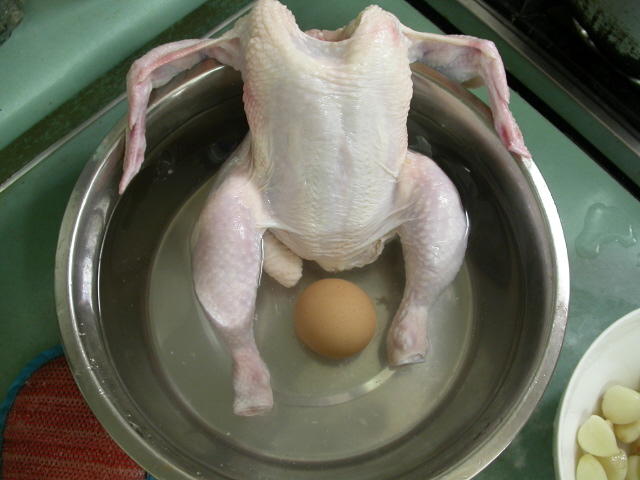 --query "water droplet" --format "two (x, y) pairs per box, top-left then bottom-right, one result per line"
(575, 203), (637, 259)
(129, 421), (141, 434)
